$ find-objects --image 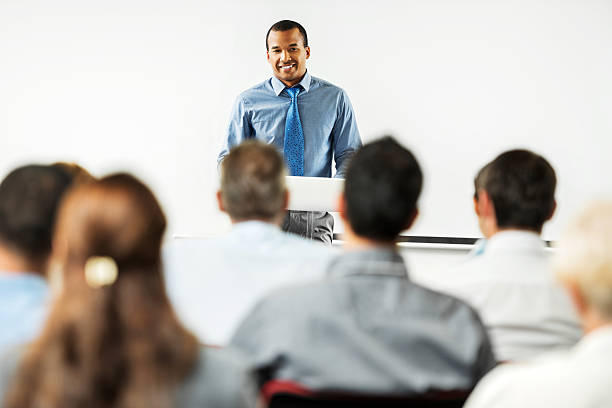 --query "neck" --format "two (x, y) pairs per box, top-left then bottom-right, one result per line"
(278, 72), (306, 88)
(0, 244), (43, 275)
(342, 225), (396, 251)
(231, 216), (281, 227)
(488, 227), (542, 239)
(581, 309), (612, 335)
